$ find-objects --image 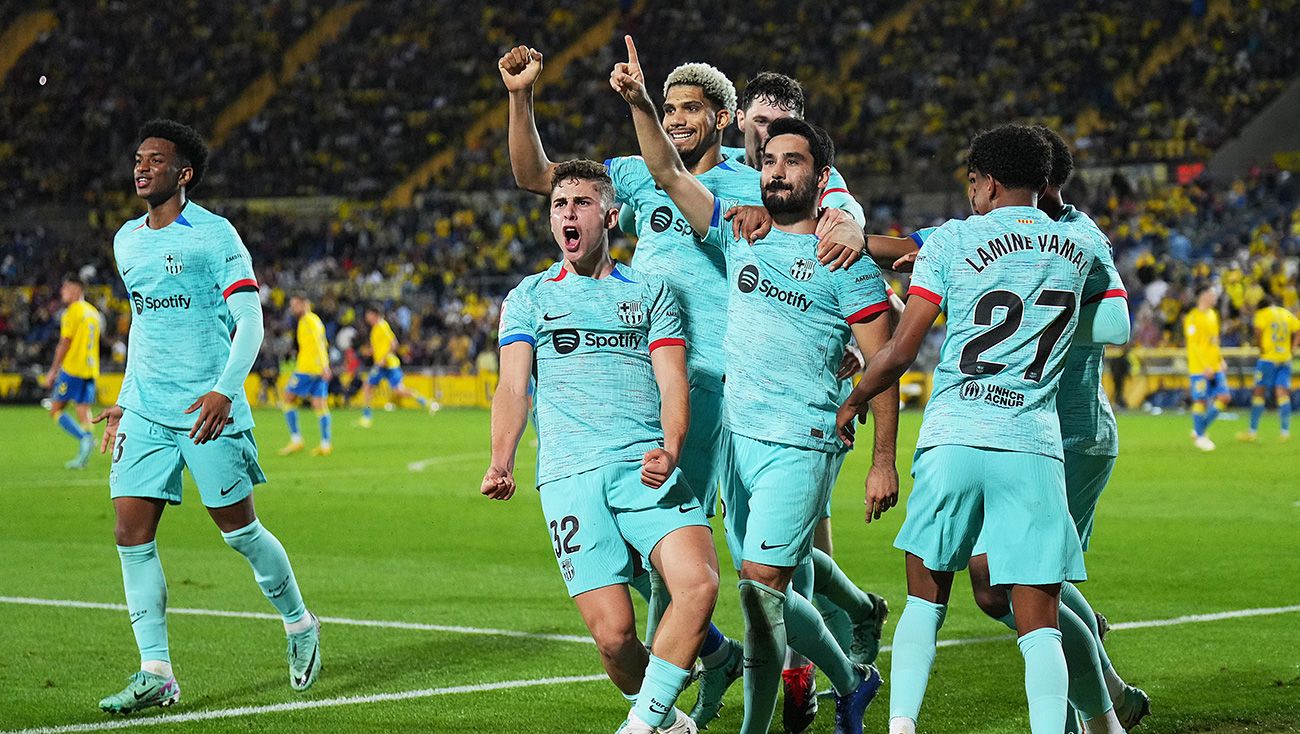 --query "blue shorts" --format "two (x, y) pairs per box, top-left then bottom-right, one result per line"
(286, 372), (329, 399)
(678, 385), (724, 517)
(719, 429), (836, 570)
(538, 461), (707, 597)
(108, 409), (266, 508)
(368, 366), (404, 387)
(1254, 360), (1293, 391)
(51, 371), (96, 405)
(896, 445), (1085, 586)
(1189, 371), (1229, 402)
